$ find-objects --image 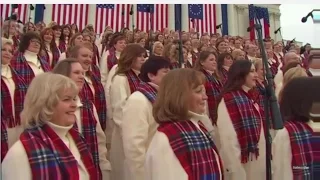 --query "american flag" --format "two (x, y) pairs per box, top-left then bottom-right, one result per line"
(137, 4), (168, 32)
(248, 4), (270, 40)
(95, 4), (131, 35)
(188, 4), (216, 35)
(0, 4), (28, 23)
(52, 4), (89, 31)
